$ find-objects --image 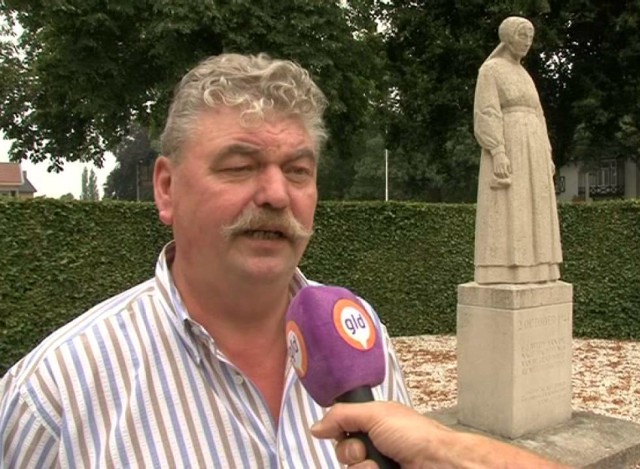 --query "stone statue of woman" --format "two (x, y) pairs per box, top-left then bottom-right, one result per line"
(473, 16), (562, 284)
